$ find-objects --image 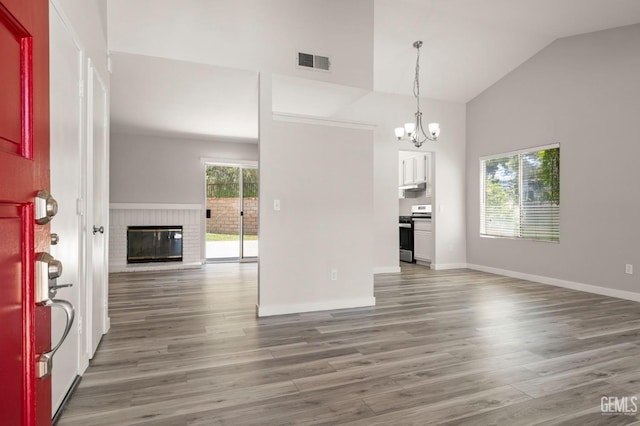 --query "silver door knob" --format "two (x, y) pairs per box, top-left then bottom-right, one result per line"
(93, 225), (104, 234)
(50, 233), (60, 245)
(35, 190), (58, 225)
